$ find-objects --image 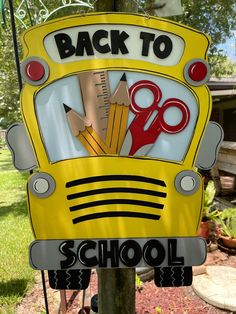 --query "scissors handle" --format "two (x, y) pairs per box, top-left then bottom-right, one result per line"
(129, 80), (162, 114)
(153, 98), (190, 134)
